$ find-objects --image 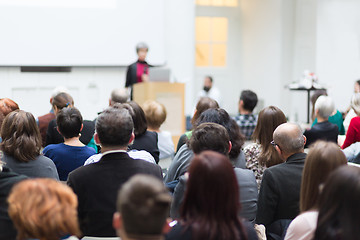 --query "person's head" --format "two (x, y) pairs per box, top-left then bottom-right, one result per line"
(142, 100), (167, 130)
(95, 107), (134, 149)
(196, 108), (245, 159)
(314, 165), (360, 240)
(350, 93), (360, 114)
(189, 123), (230, 156)
(191, 97), (219, 126)
(300, 141), (347, 212)
(122, 101), (148, 137)
(52, 92), (74, 115)
(8, 178), (80, 240)
(0, 110), (41, 162)
(310, 90), (328, 121)
(203, 76), (213, 92)
(272, 122), (305, 159)
(136, 42), (149, 61)
(239, 90), (258, 113)
(252, 106), (287, 167)
(56, 107), (83, 139)
(50, 86), (69, 104)
(113, 174), (172, 239)
(354, 80), (360, 93)
(314, 96), (335, 120)
(110, 88), (129, 106)
(0, 98), (19, 131)
(181, 151), (245, 240)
